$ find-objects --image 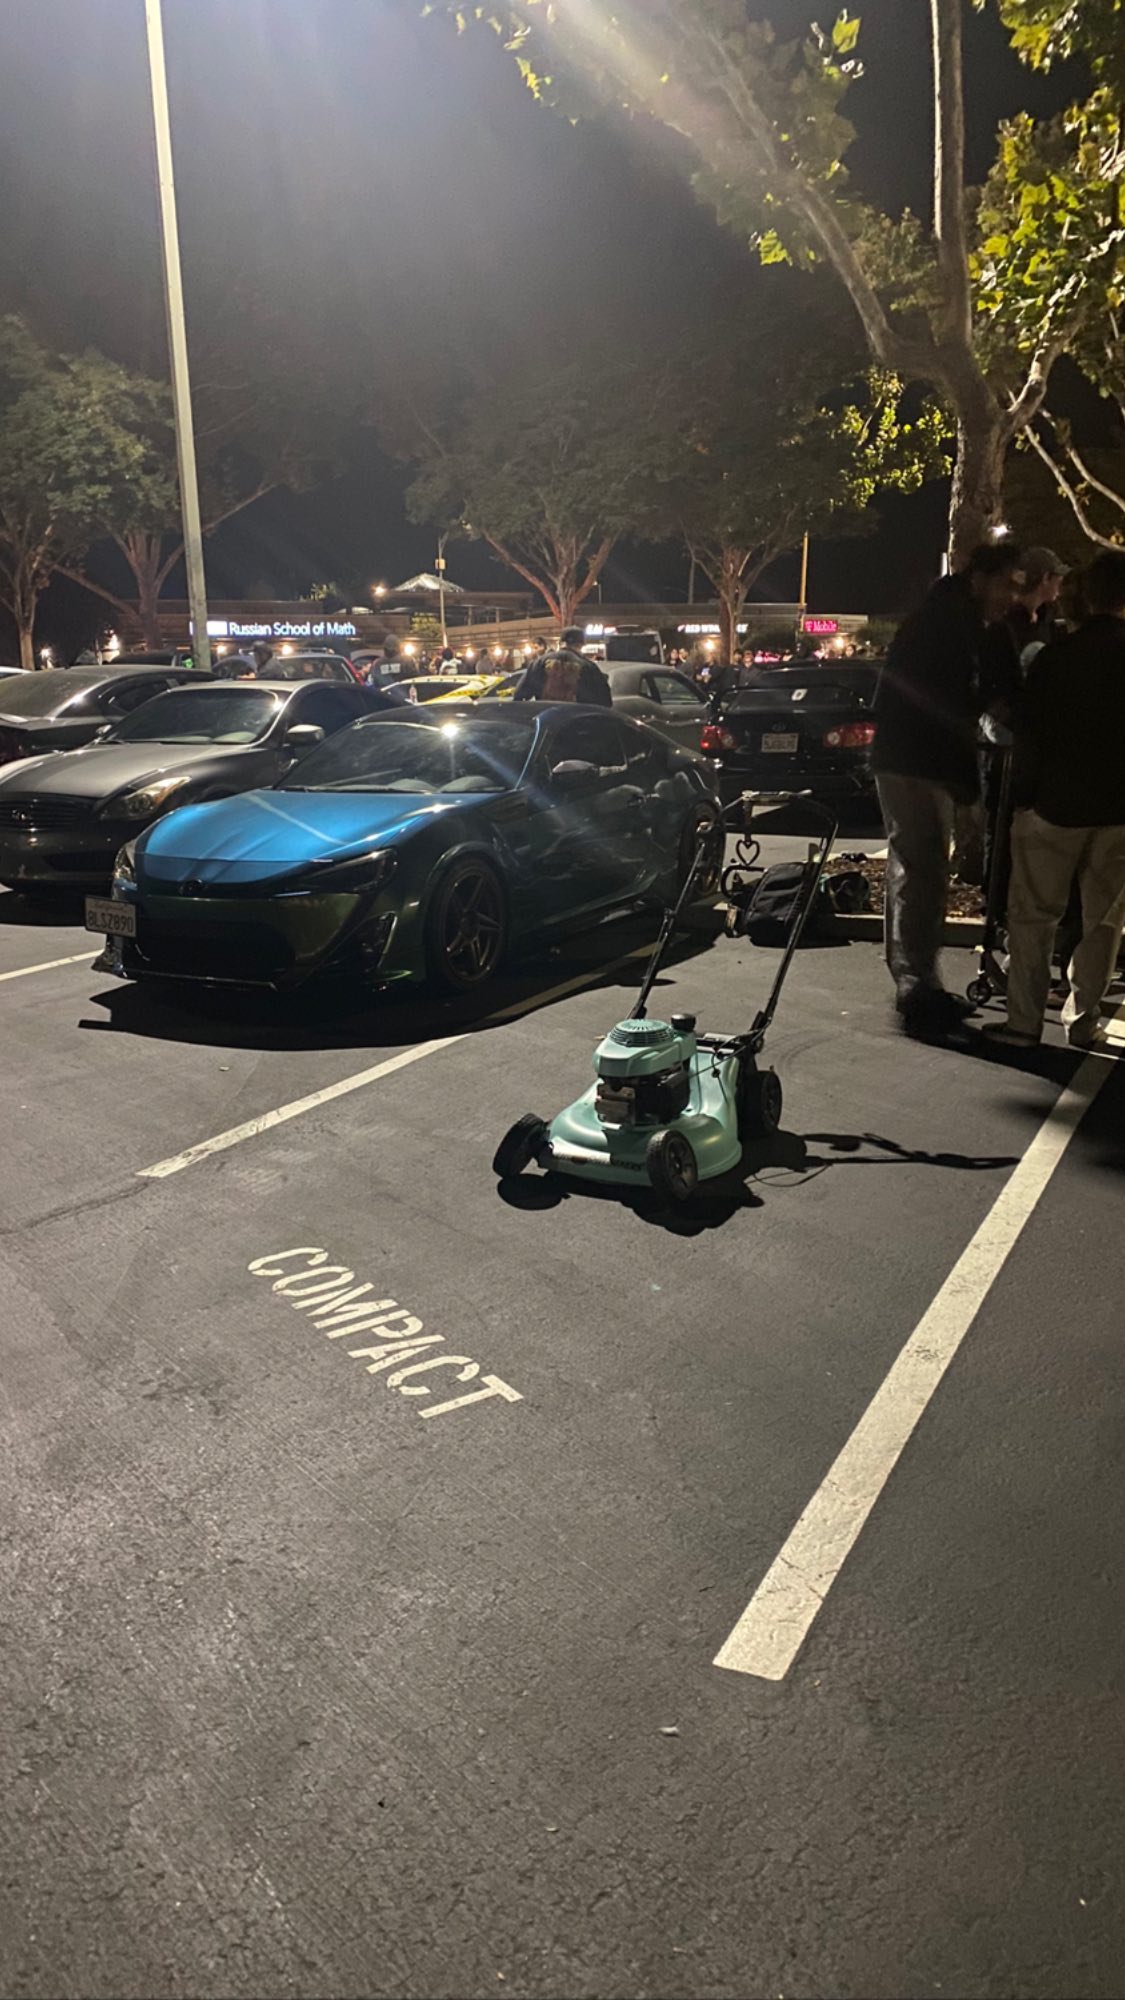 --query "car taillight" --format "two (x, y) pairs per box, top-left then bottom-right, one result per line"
(823, 722), (876, 750)
(701, 723), (736, 754)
